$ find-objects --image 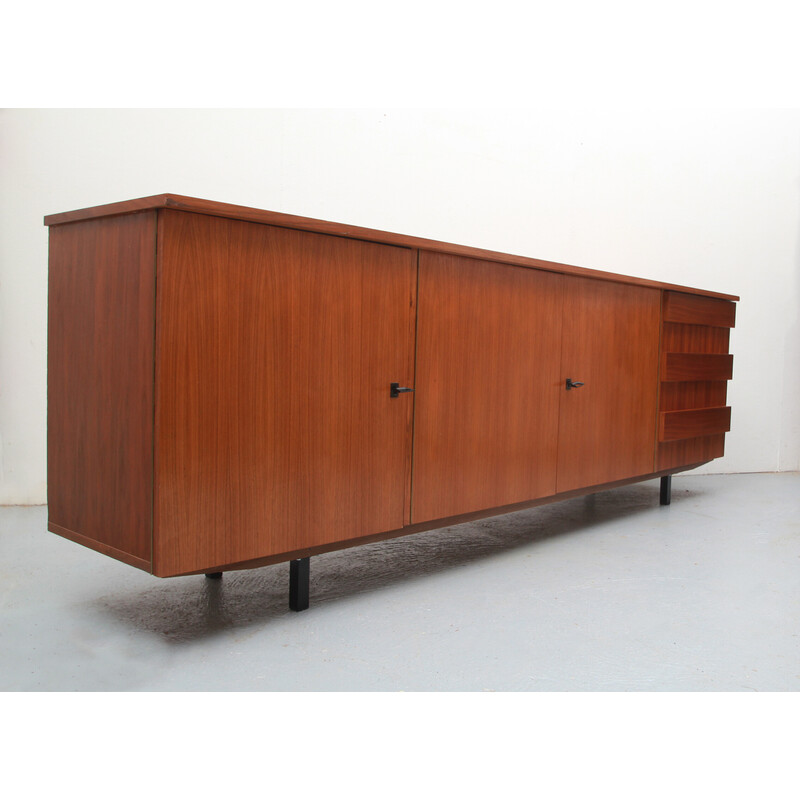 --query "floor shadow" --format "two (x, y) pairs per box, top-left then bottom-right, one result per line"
(94, 481), (704, 643)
